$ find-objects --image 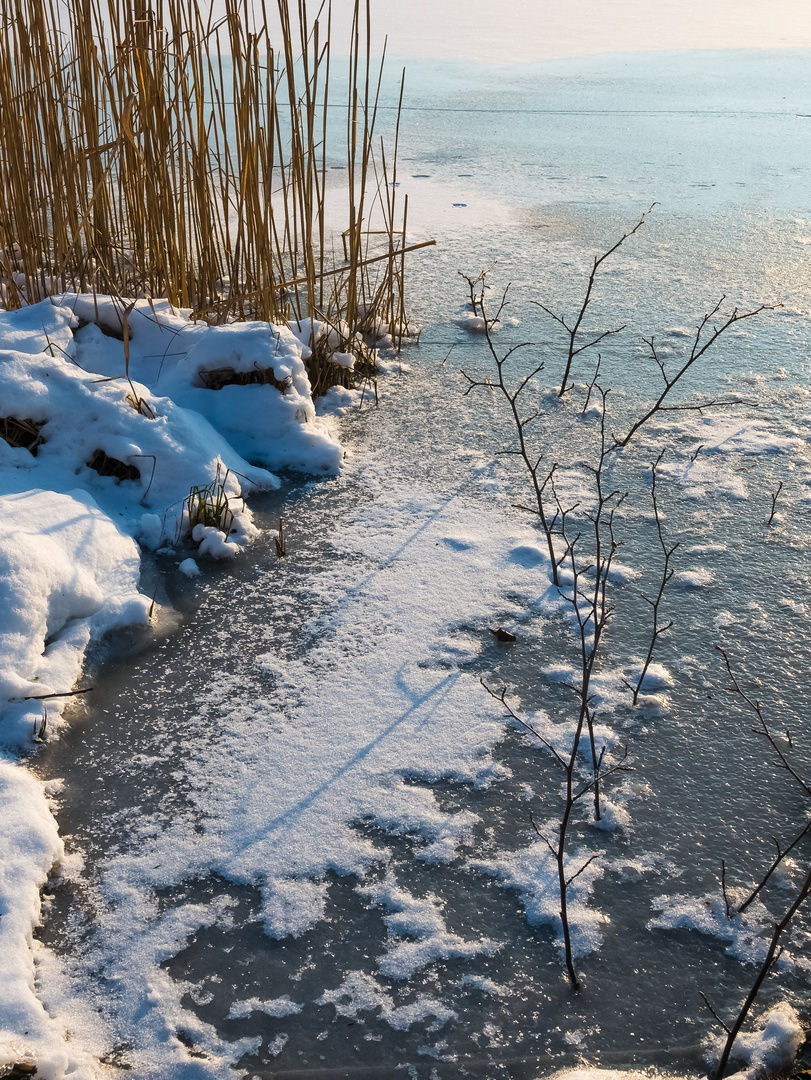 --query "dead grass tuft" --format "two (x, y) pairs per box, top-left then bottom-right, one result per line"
(0, 416), (45, 455)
